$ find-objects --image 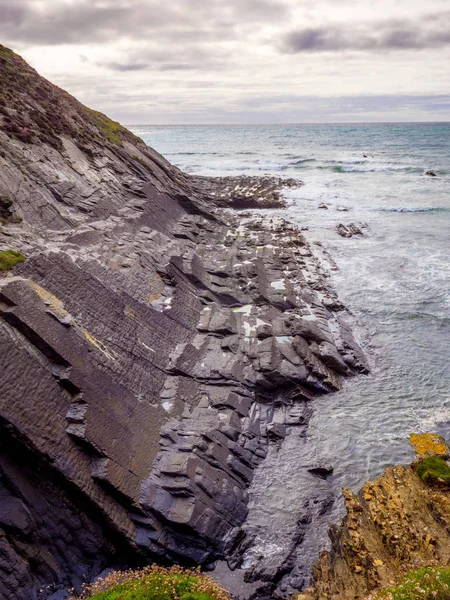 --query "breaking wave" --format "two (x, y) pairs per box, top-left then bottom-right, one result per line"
(374, 206), (449, 213)
(317, 164), (423, 174)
